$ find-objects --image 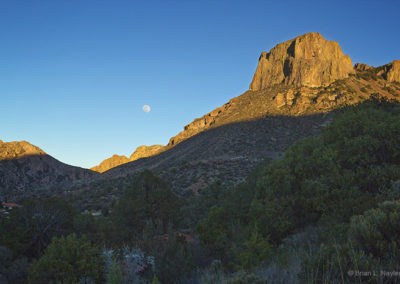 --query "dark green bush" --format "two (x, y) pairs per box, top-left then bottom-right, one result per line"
(349, 201), (400, 259)
(28, 234), (105, 284)
(110, 170), (184, 244)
